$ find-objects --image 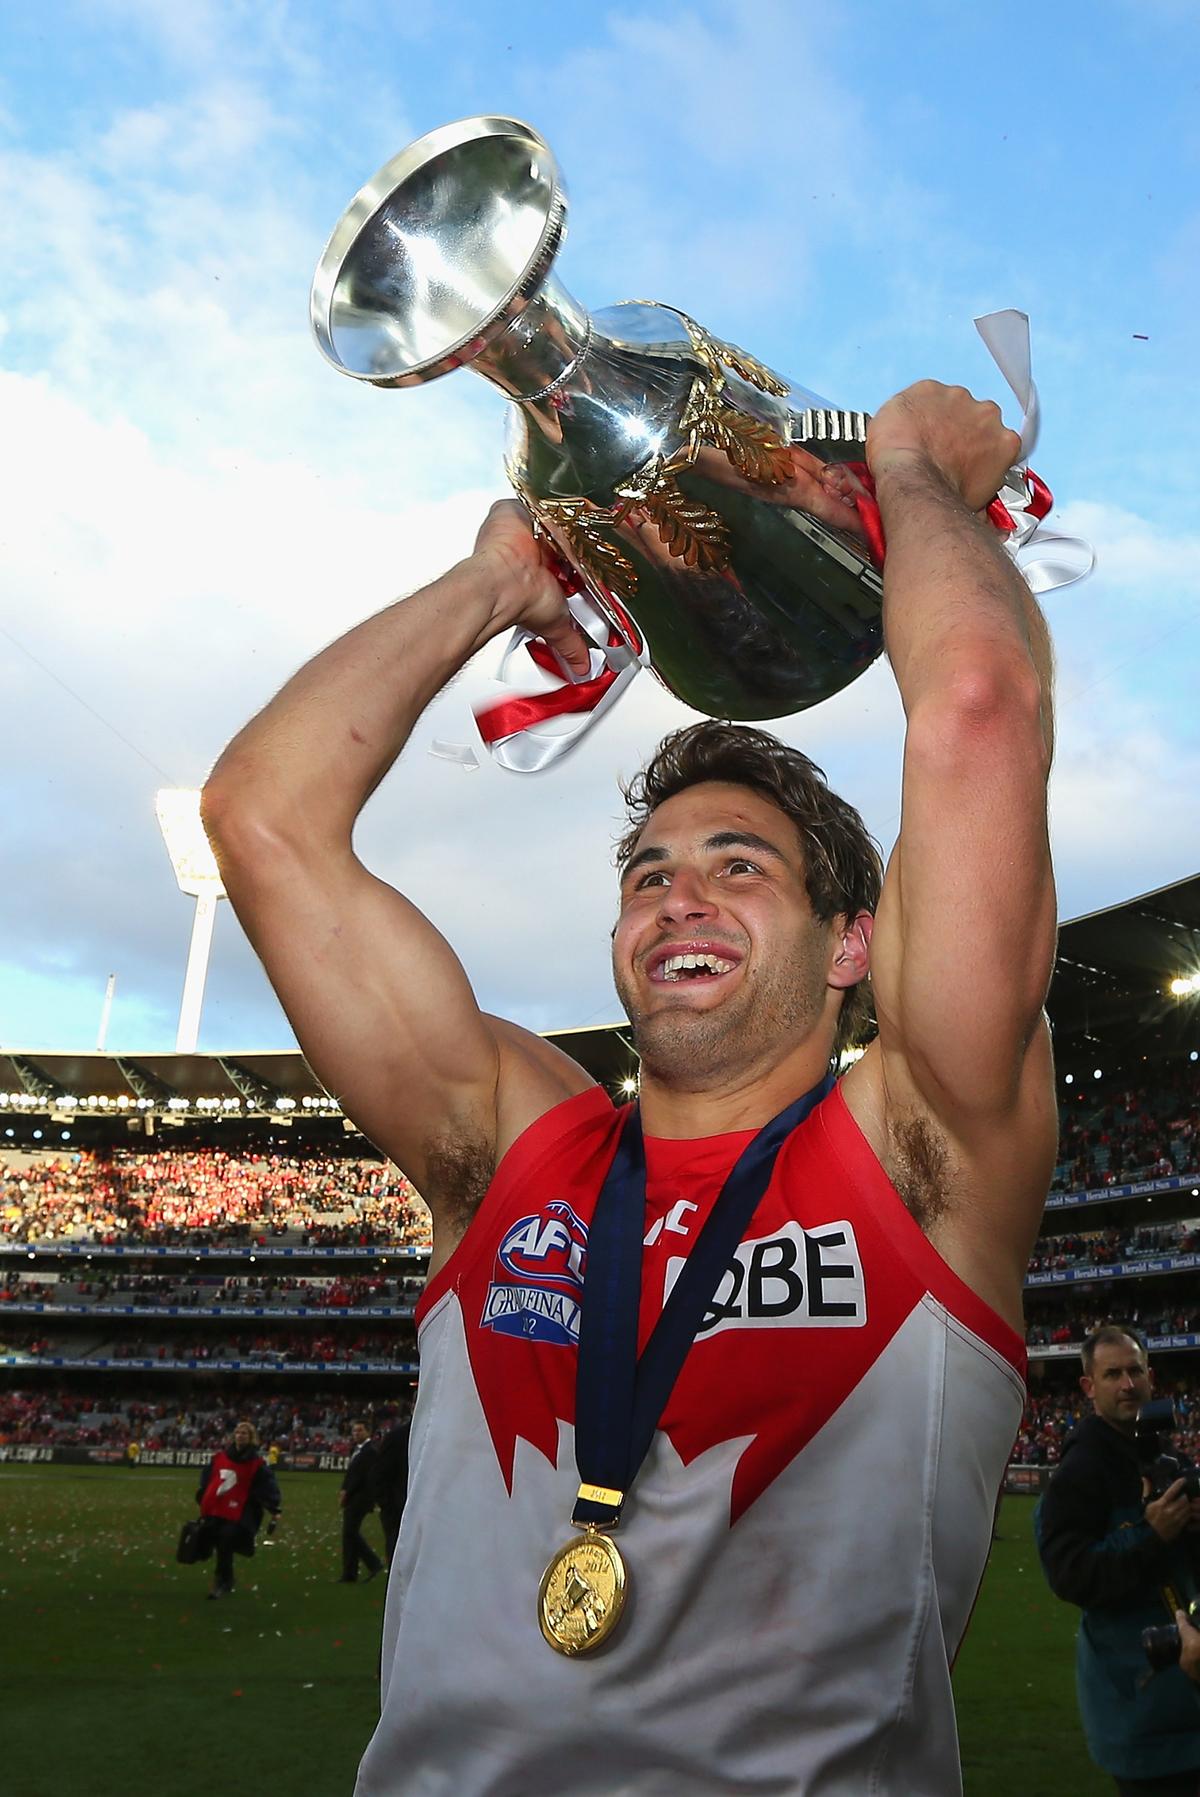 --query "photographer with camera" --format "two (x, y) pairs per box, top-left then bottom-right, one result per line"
(1036, 1325), (1200, 1794)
